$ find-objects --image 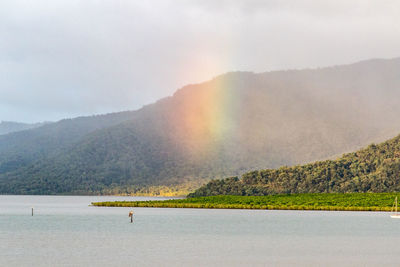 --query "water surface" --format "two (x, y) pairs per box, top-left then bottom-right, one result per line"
(1, 195), (399, 266)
